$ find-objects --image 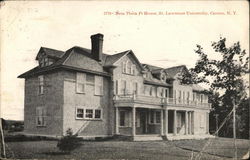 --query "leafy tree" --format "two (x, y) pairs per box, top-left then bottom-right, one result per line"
(181, 37), (249, 138)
